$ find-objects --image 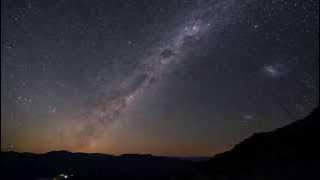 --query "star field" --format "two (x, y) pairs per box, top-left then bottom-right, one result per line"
(1, 0), (319, 156)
